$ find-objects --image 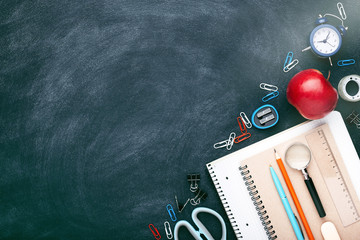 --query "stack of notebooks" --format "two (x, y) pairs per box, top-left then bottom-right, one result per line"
(207, 111), (360, 239)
